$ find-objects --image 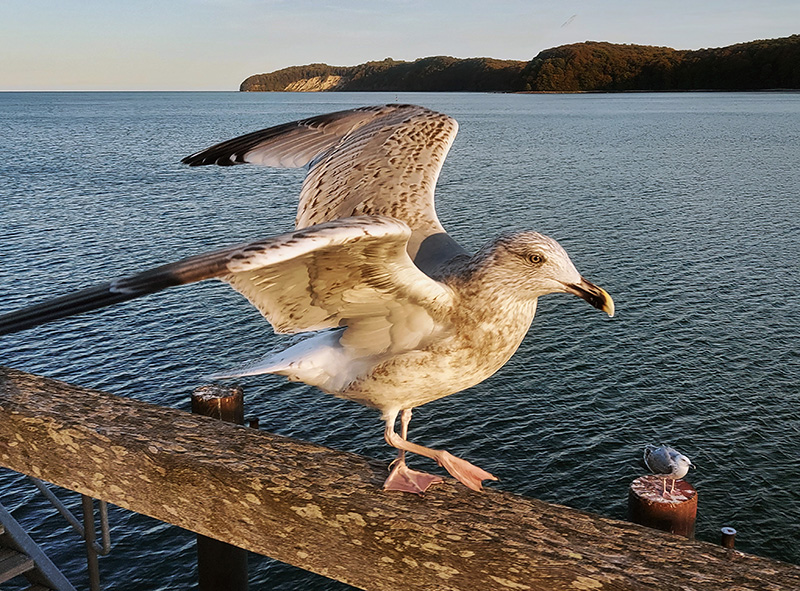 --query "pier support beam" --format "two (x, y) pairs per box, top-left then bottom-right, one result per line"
(192, 385), (249, 591)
